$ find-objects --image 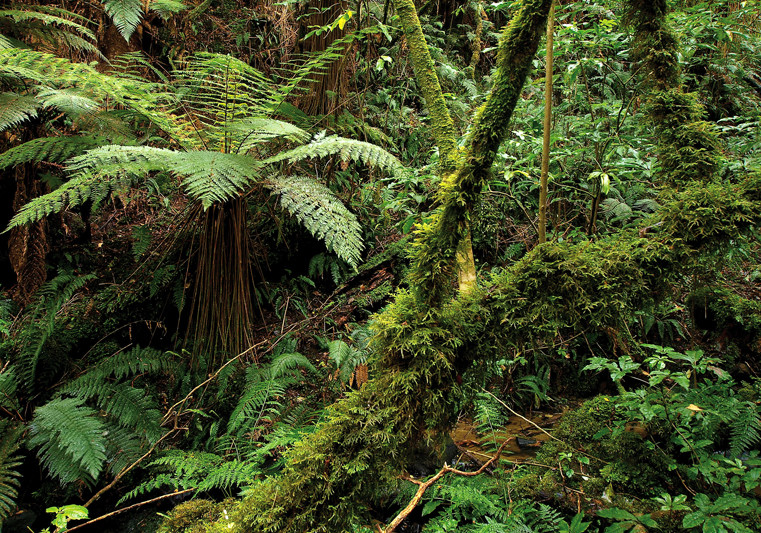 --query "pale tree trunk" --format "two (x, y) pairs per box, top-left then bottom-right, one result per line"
(538, 2), (554, 243)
